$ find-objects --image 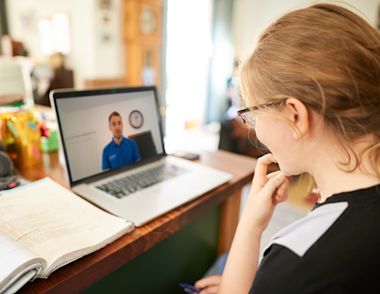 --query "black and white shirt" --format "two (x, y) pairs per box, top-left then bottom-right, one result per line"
(250, 184), (380, 294)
